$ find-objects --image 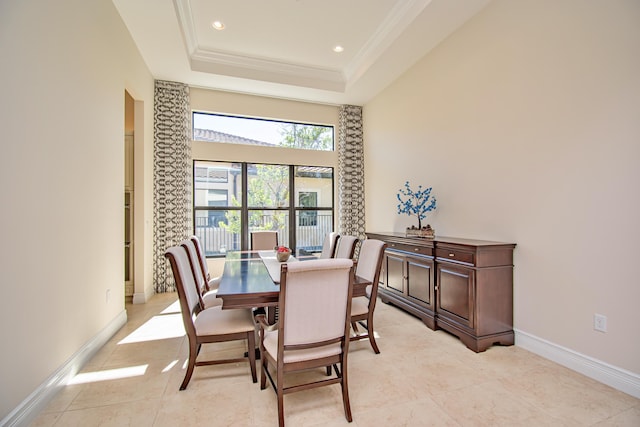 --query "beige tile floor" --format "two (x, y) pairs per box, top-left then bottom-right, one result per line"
(32, 292), (639, 427)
